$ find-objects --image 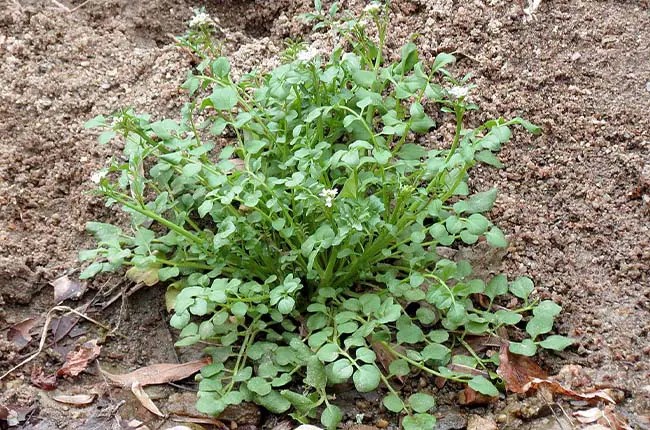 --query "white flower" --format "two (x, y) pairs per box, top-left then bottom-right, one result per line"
(296, 47), (318, 62)
(319, 188), (338, 207)
(448, 86), (470, 99)
(364, 1), (383, 13)
(90, 169), (107, 184)
(189, 11), (213, 28)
